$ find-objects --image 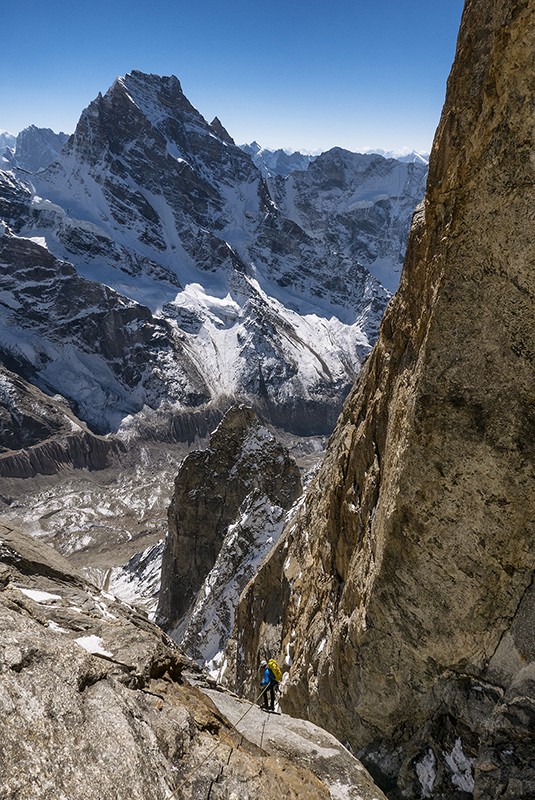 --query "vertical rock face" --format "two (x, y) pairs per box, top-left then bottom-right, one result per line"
(233, 2), (535, 798)
(268, 148), (428, 292)
(157, 406), (302, 645)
